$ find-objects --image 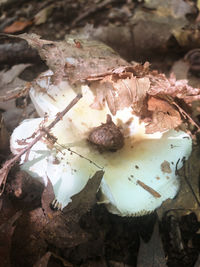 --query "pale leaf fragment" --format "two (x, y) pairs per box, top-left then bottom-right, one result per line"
(94, 74), (150, 115)
(34, 5), (54, 26)
(149, 73), (200, 101)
